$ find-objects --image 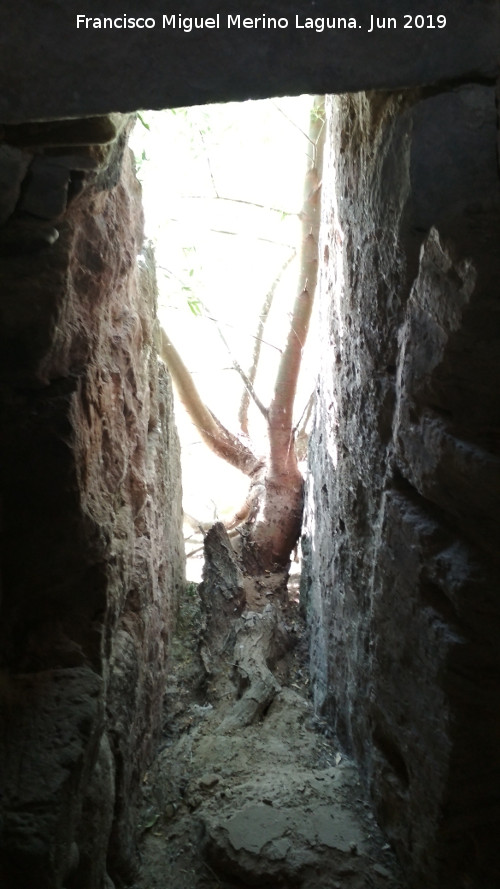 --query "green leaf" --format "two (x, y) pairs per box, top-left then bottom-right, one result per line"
(136, 112), (150, 131)
(188, 298), (202, 316)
